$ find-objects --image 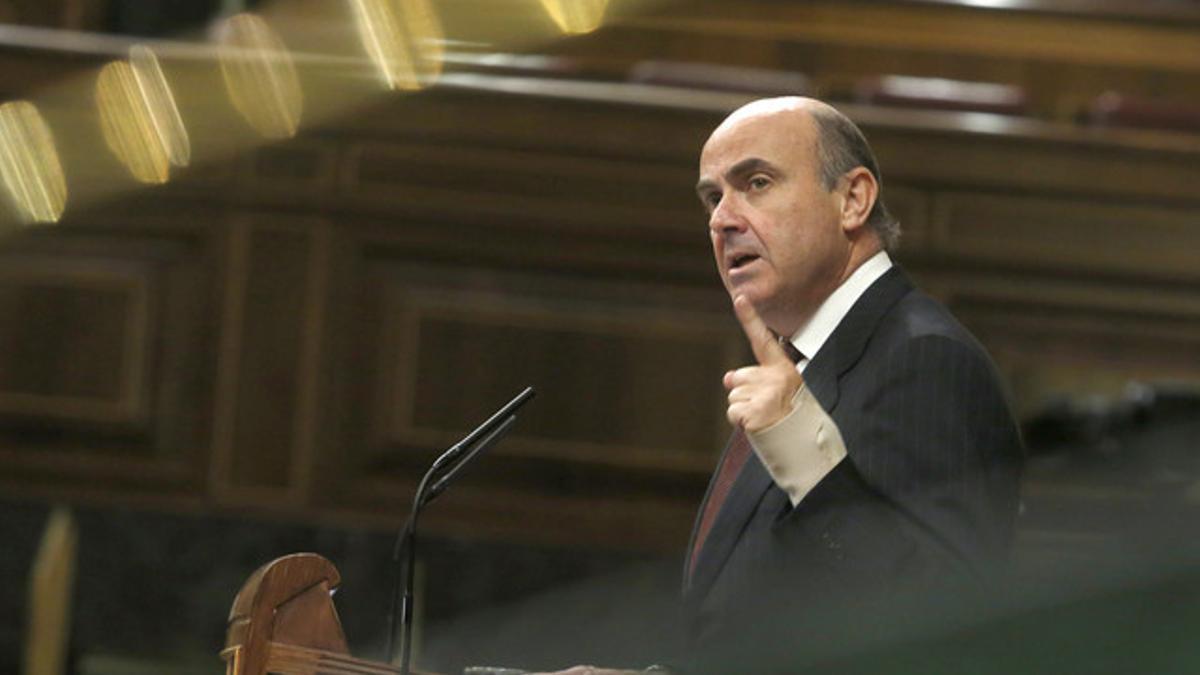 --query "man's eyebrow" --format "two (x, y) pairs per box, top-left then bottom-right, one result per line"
(727, 157), (777, 182)
(696, 157), (779, 195)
